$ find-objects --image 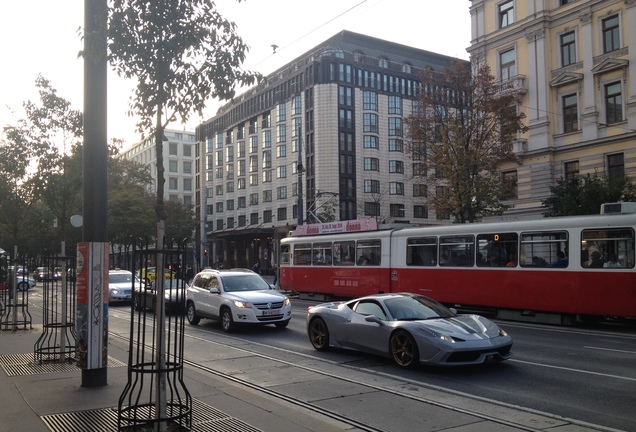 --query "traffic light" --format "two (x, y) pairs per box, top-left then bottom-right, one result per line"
(204, 248), (208, 256)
